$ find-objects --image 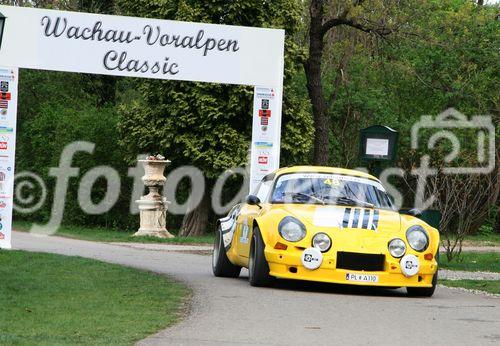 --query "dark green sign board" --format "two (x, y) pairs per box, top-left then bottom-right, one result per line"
(359, 125), (399, 162)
